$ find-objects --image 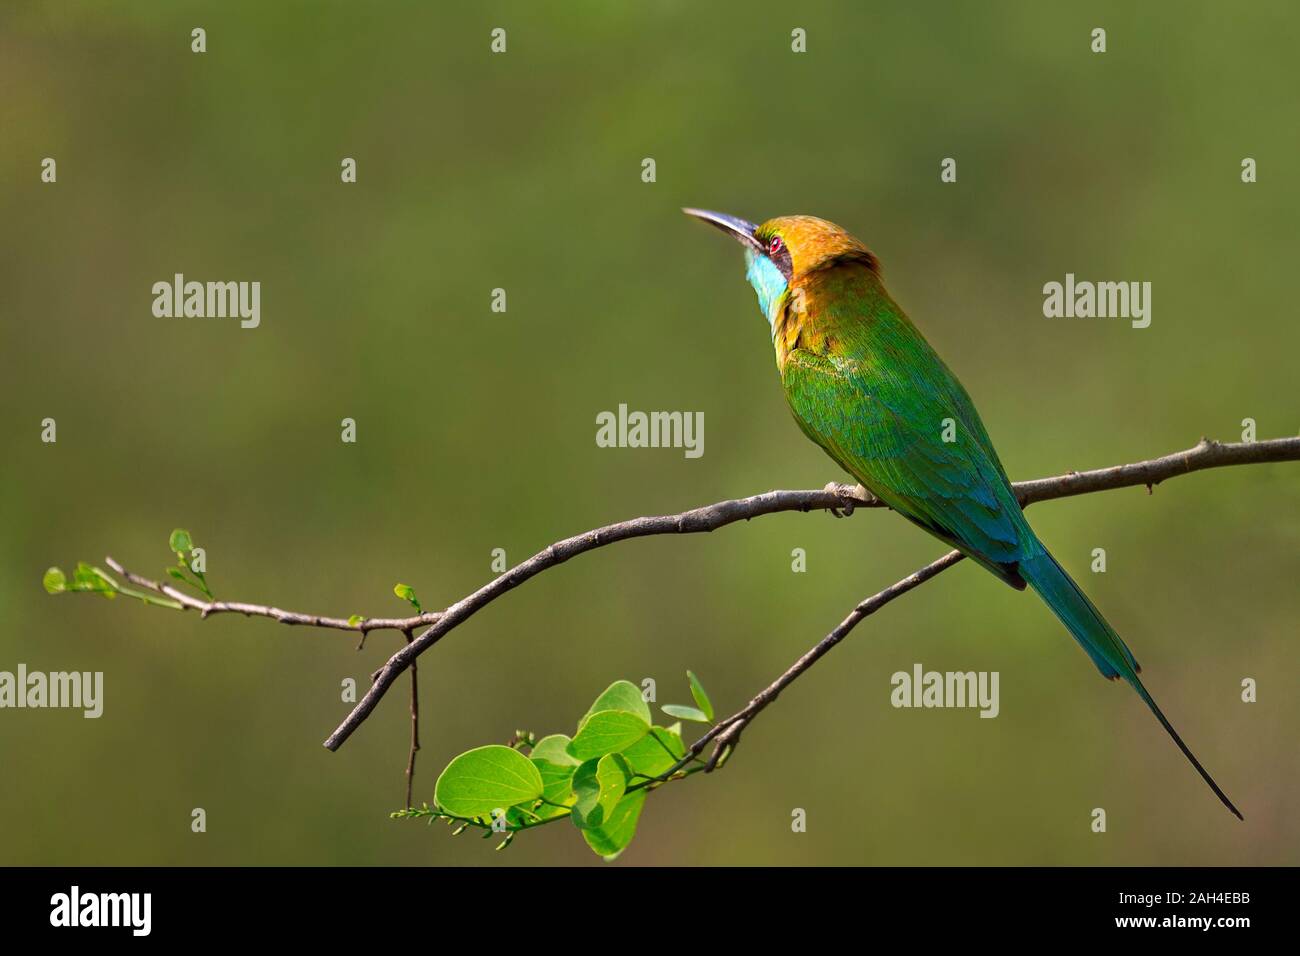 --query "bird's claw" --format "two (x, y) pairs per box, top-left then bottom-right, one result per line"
(823, 481), (870, 518)
(823, 481), (850, 518)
